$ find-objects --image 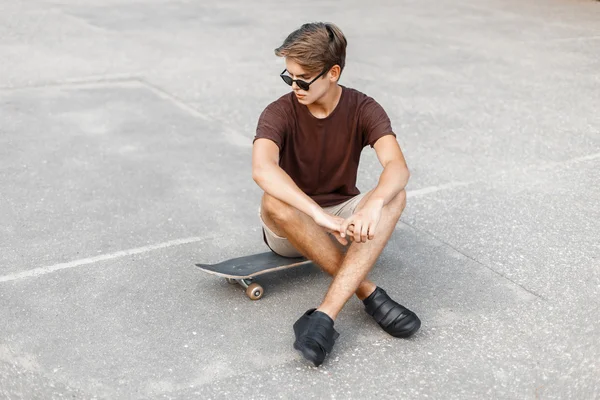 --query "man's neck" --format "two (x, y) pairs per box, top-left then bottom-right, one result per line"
(306, 85), (343, 119)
